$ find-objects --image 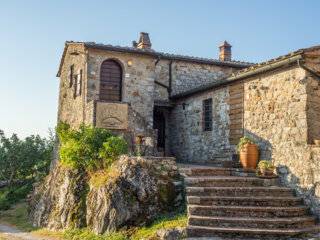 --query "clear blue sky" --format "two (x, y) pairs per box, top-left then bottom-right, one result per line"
(0, 0), (319, 138)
